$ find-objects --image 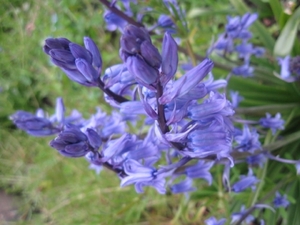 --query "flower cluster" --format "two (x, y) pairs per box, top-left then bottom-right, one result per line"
(10, 1), (297, 223)
(209, 13), (265, 77)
